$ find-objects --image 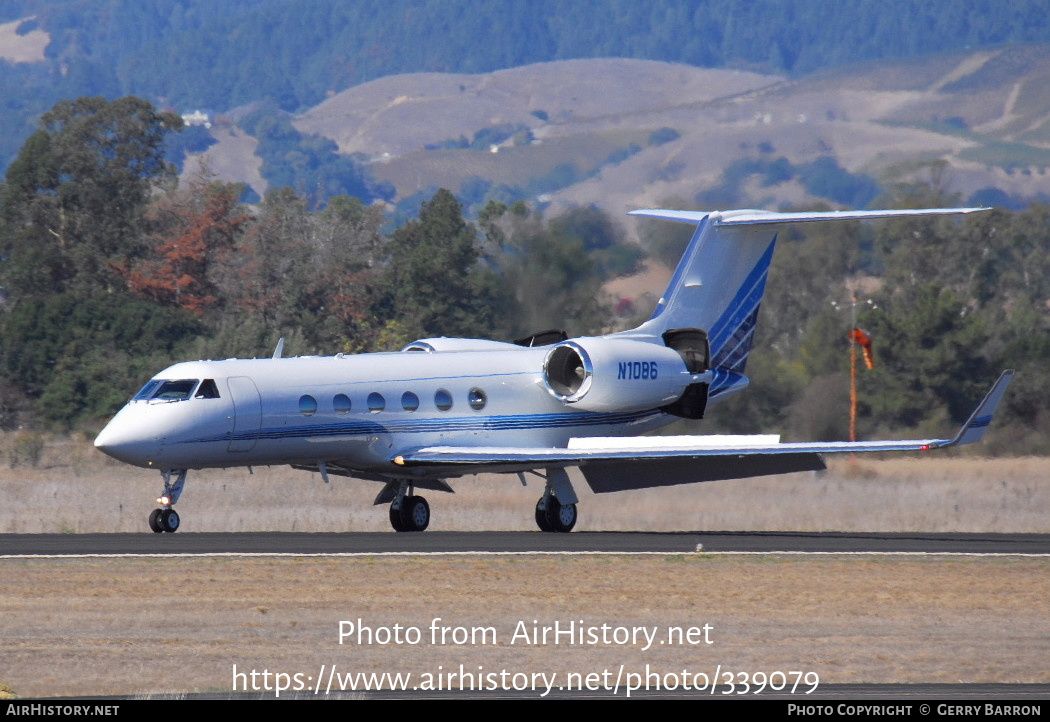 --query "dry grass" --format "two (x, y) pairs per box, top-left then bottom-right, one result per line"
(1, 556), (1046, 697)
(3, 436), (1046, 698)
(1, 434), (1047, 533)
